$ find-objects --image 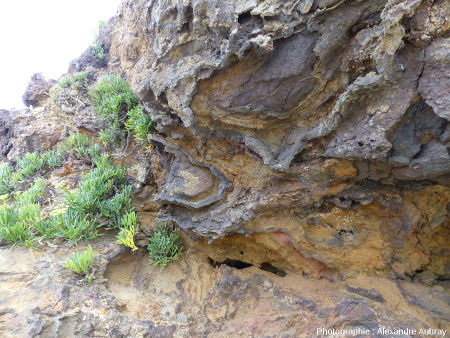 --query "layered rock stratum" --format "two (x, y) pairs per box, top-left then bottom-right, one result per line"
(0, 0), (449, 336)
